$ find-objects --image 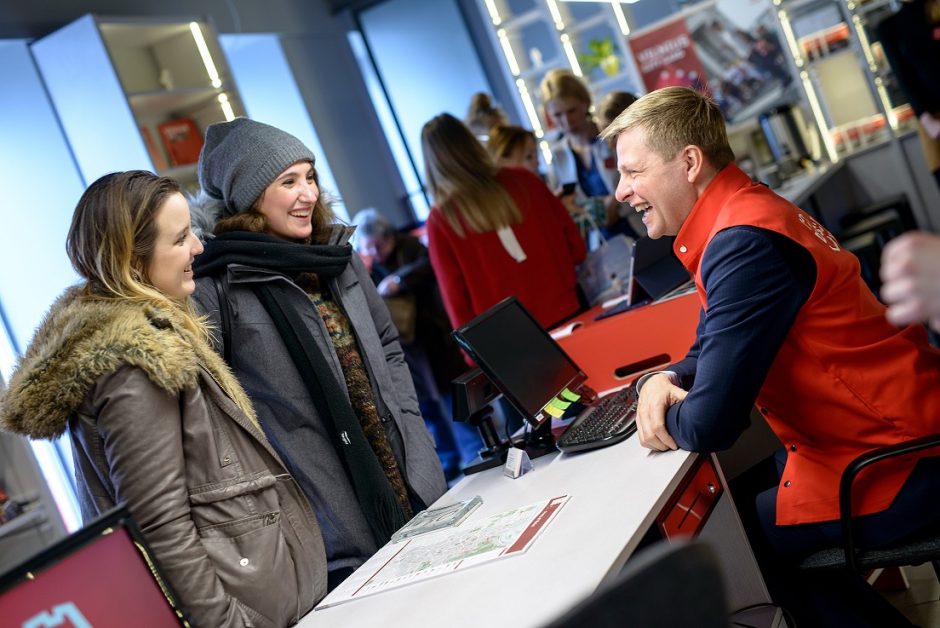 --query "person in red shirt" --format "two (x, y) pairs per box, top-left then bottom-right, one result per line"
(421, 113), (586, 339)
(601, 86), (940, 627)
